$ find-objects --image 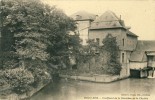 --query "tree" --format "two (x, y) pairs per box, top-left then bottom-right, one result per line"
(102, 34), (121, 75)
(0, 0), (78, 70)
(0, 0), (79, 93)
(46, 9), (77, 68)
(0, 0), (49, 69)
